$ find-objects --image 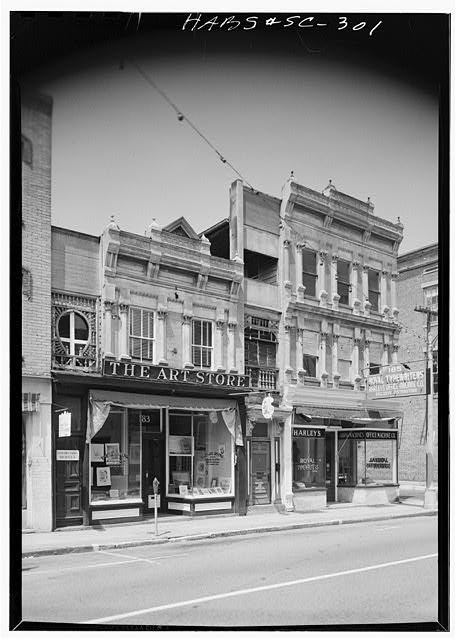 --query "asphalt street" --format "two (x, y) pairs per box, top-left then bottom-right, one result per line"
(22, 515), (438, 628)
